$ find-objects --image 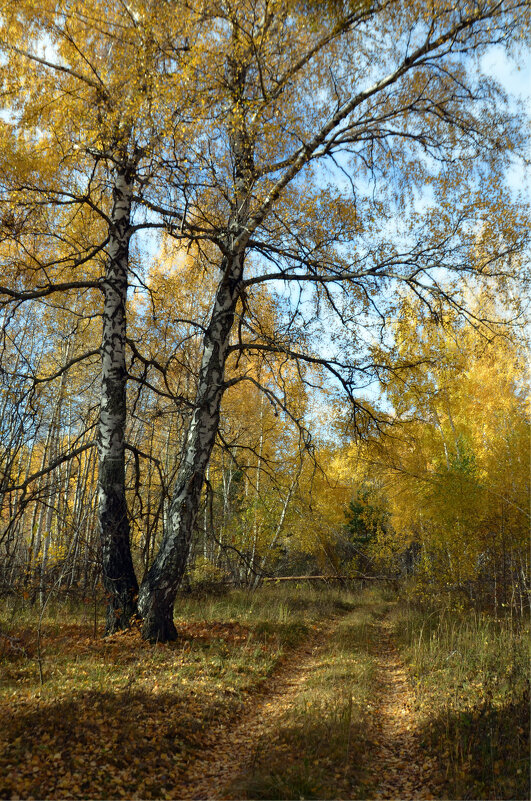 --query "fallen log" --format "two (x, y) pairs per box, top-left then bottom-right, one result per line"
(262, 574), (393, 582)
